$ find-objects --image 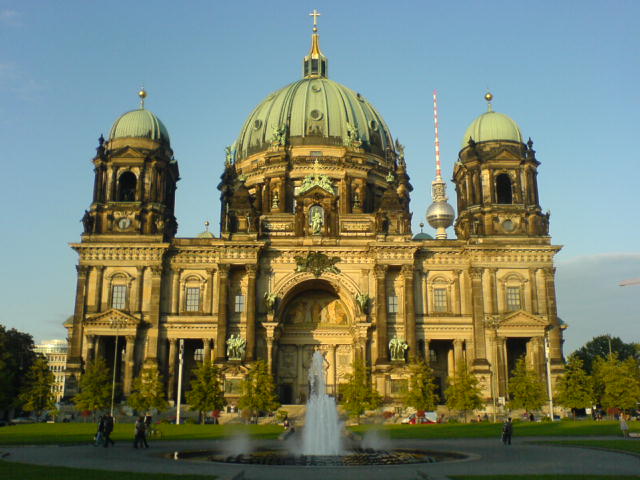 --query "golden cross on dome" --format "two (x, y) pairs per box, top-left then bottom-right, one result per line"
(309, 9), (321, 32)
